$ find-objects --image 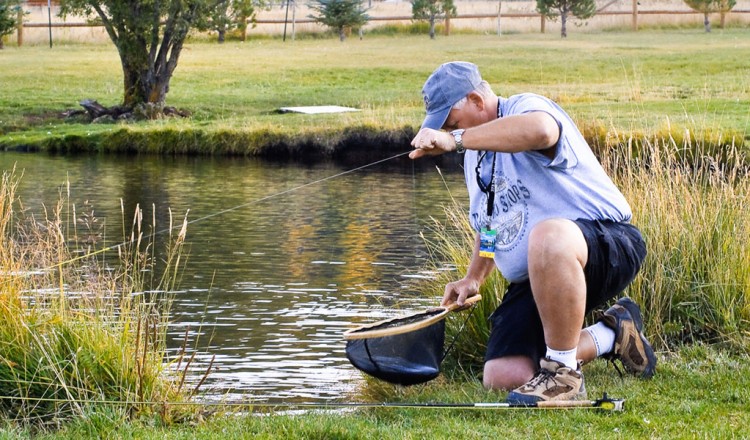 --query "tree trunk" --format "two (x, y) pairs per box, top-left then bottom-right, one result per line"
(120, 47), (172, 108)
(561, 11), (568, 38)
(704, 12), (711, 33)
(93, 0), (194, 114)
(218, 28), (226, 43)
(122, 58), (150, 107)
(429, 16), (435, 39)
(239, 14), (248, 41)
(339, 27), (345, 41)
